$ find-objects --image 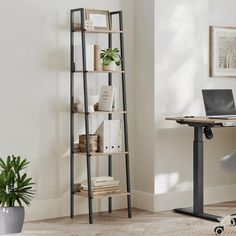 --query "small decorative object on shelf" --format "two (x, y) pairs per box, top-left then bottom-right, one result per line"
(85, 9), (111, 30)
(78, 134), (98, 153)
(100, 48), (122, 71)
(70, 8), (131, 224)
(94, 44), (102, 71)
(98, 86), (116, 111)
(84, 20), (94, 30)
(74, 95), (99, 113)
